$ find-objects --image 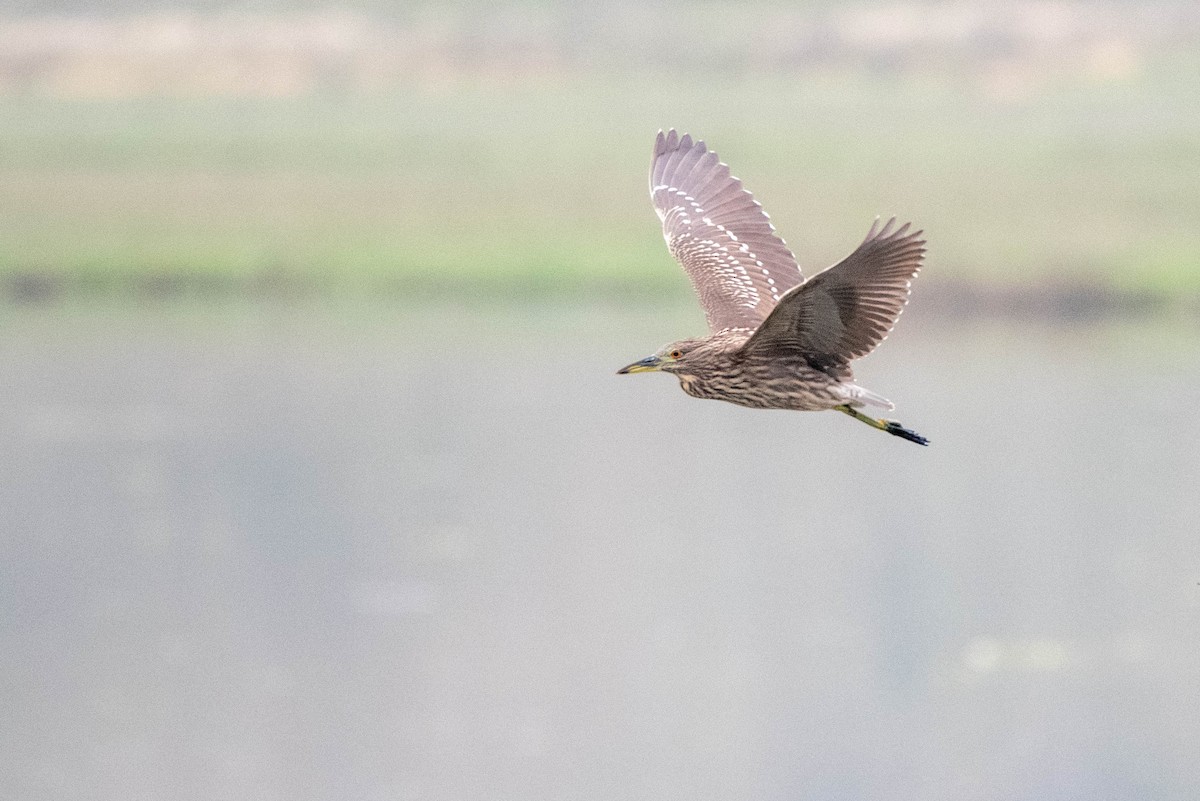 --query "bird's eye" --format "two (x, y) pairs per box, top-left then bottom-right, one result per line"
(670, 349), (683, 359)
